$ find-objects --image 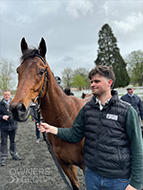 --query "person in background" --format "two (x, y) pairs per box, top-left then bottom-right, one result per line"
(30, 103), (44, 144)
(64, 87), (74, 96)
(121, 85), (143, 121)
(0, 90), (21, 166)
(55, 76), (63, 90)
(38, 66), (143, 190)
